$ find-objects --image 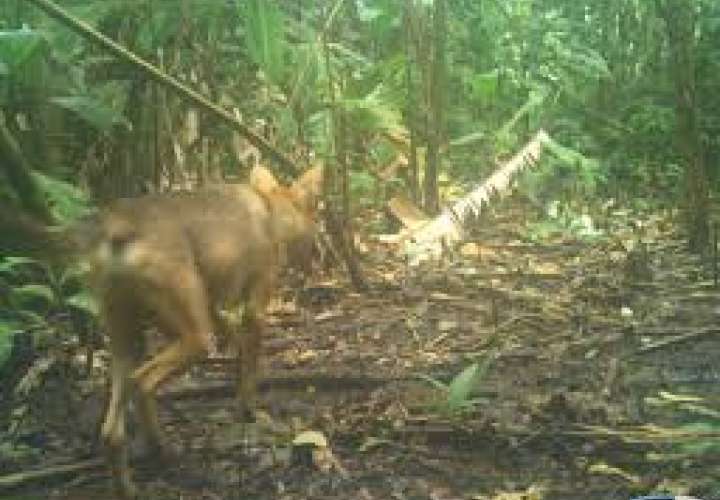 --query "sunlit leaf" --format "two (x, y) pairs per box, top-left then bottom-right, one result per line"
(0, 256), (43, 276)
(243, 0), (287, 86)
(65, 291), (100, 318)
(31, 171), (91, 224)
(50, 95), (130, 132)
(10, 284), (56, 307)
(0, 29), (45, 73)
(0, 319), (22, 368)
